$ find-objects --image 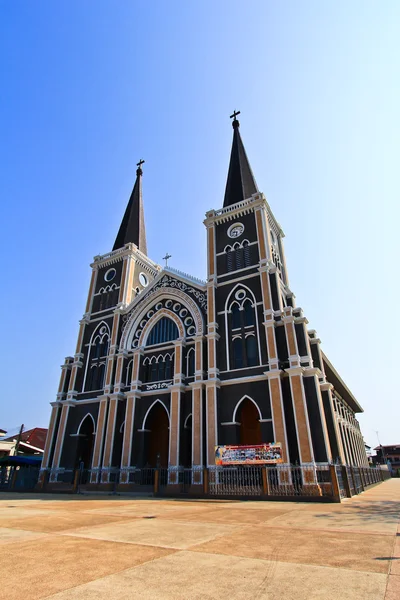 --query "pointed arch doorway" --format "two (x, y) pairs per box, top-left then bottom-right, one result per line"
(237, 398), (262, 445)
(75, 415), (95, 469)
(145, 402), (170, 467)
